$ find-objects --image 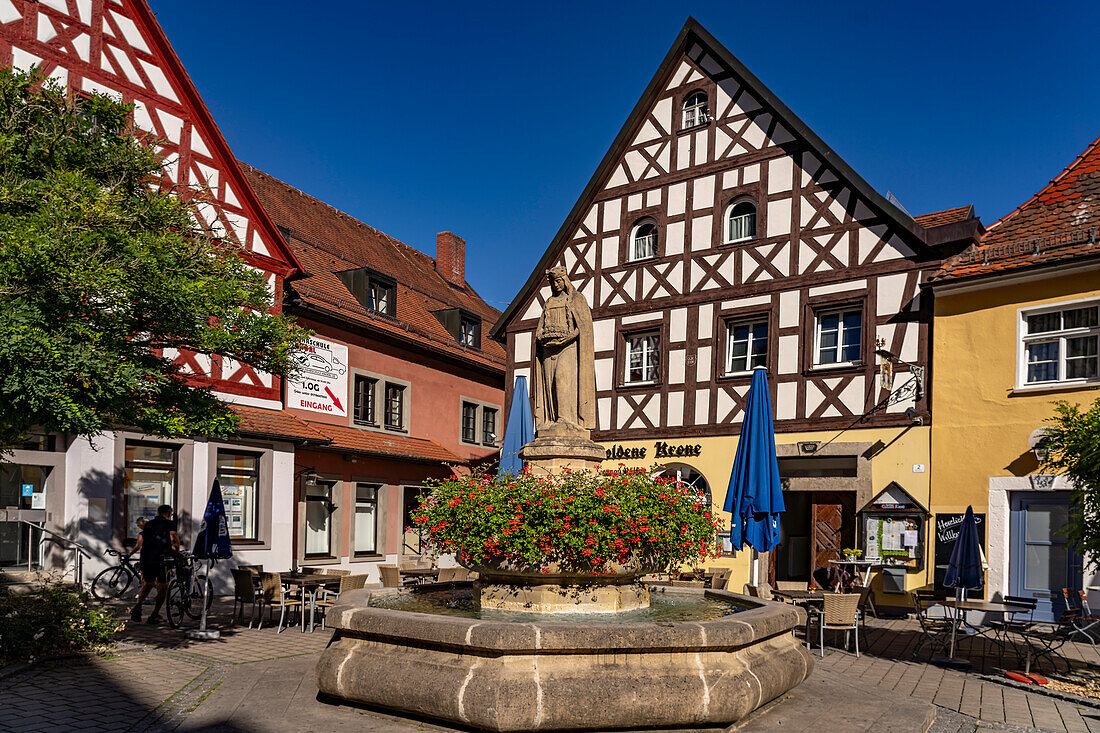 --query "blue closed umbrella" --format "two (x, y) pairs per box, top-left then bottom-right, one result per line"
(189, 480), (232, 638)
(498, 376), (534, 477)
(723, 367), (785, 553)
(942, 505), (984, 658)
(193, 479), (233, 560)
